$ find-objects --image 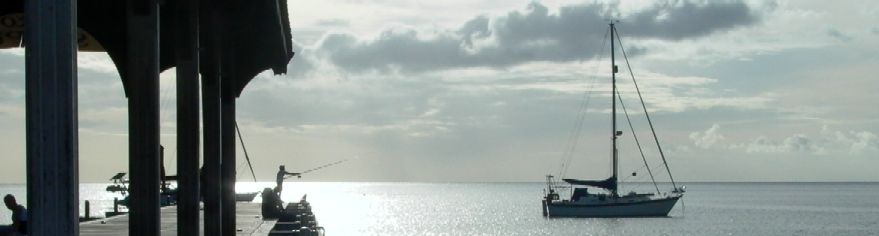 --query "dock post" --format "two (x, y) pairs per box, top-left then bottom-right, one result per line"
(126, 0), (162, 235)
(201, 0), (229, 234)
(24, 0), (79, 234)
(221, 87), (237, 235)
(176, 0), (201, 235)
(542, 200), (547, 217)
(202, 45), (224, 236)
(202, 74), (223, 236)
(85, 200), (90, 219)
